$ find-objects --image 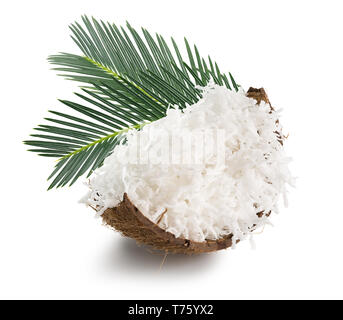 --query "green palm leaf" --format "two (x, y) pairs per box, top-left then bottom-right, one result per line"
(25, 16), (239, 189)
